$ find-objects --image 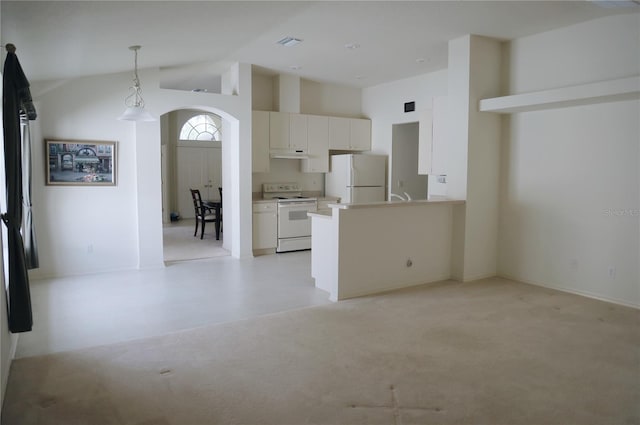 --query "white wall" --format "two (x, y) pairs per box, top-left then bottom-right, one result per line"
(461, 35), (503, 281)
(301, 79), (362, 117)
(252, 73), (275, 111)
(312, 202), (455, 301)
(507, 14), (640, 93)
(336, 203), (453, 300)
(29, 63), (253, 278)
(362, 69), (448, 189)
(252, 73), (363, 118)
(252, 159), (323, 193)
(29, 72), (141, 278)
(498, 14), (640, 307)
